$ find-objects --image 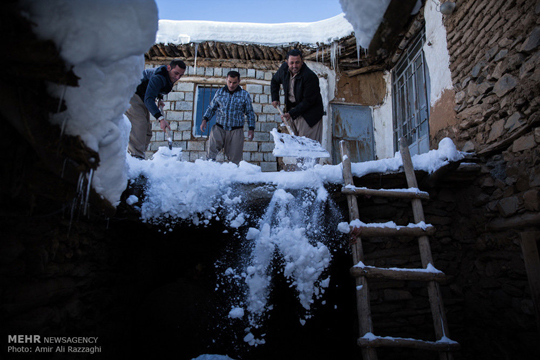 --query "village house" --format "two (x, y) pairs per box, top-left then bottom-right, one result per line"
(1, 0), (539, 359)
(142, 2), (540, 355)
